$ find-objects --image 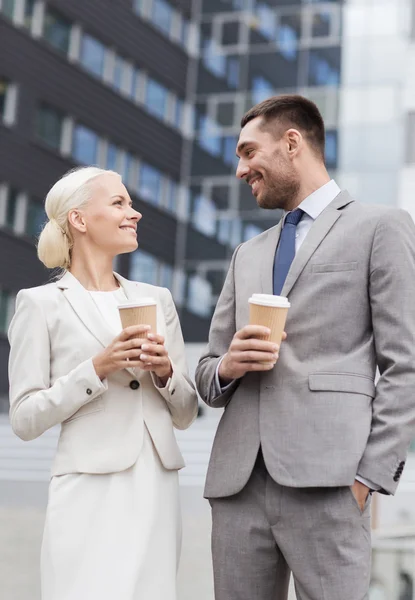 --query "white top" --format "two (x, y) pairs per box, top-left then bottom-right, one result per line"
(89, 287), (128, 334)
